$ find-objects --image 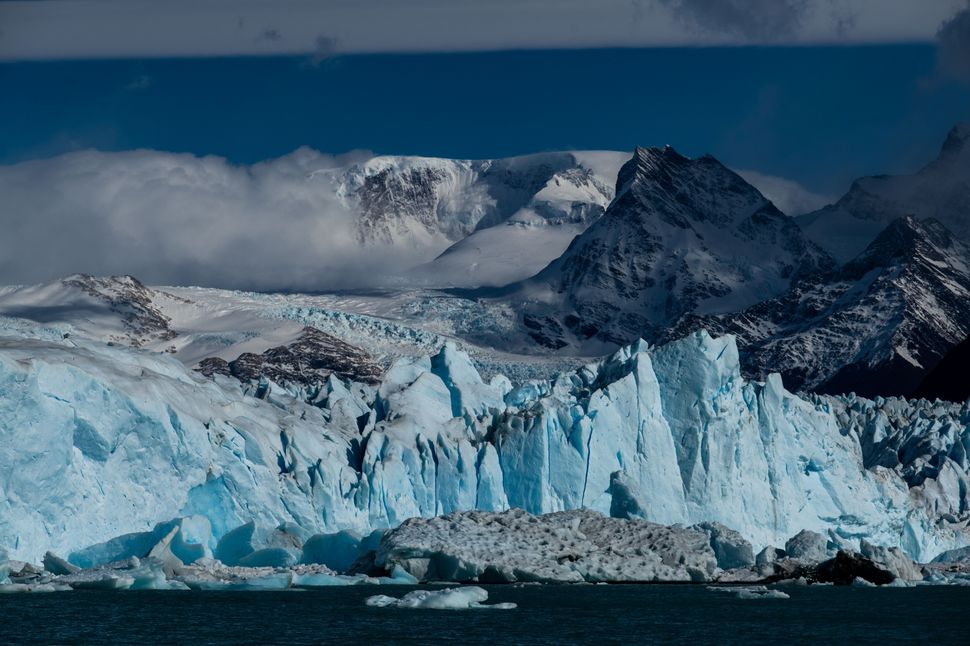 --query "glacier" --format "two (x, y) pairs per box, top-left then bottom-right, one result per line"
(1, 323), (968, 566)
